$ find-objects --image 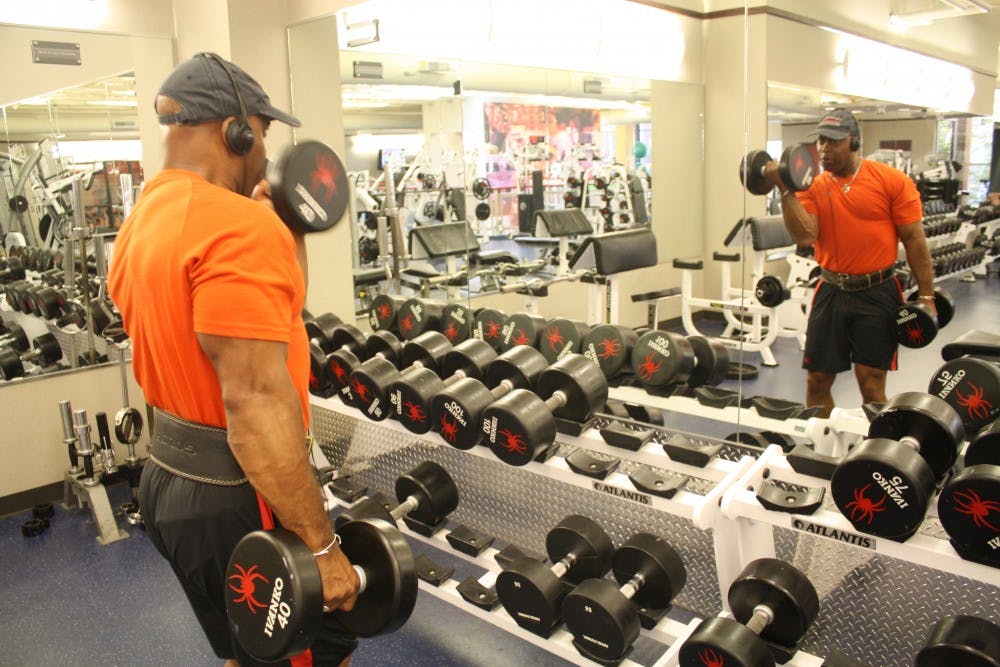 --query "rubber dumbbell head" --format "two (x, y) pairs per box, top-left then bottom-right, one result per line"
(430, 345), (549, 450)
(321, 330), (403, 402)
(388, 338), (495, 434)
(395, 298), (444, 340)
(335, 461), (458, 531)
(928, 357), (1000, 436)
(226, 519), (416, 662)
(915, 615), (1000, 667)
(496, 515), (614, 637)
(268, 141), (349, 234)
(679, 558), (819, 667)
(895, 288), (955, 349)
(582, 324), (638, 378)
(304, 312), (344, 352)
(0, 323), (29, 352)
(539, 318), (591, 364)
(563, 533), (687, 662)
(349, 332), (452, 420)
(937, 465), (1000, 568)
(368, 294), (407, 333)
(483, 353), (608, 466)
(473, 308), (508, 352)
(500, 312), (548, 351)
(831, 392), (964, 541)
(754, 274), (790, 308)
(440, 303), (474, 344)
(0, 332), (63, 379)
(739, 150), (773, 195)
